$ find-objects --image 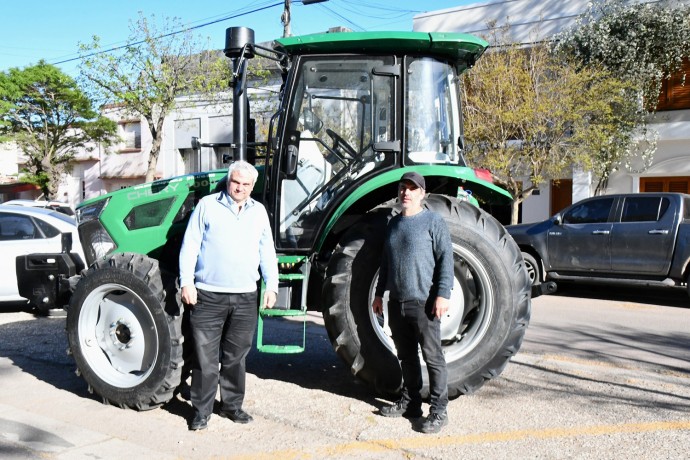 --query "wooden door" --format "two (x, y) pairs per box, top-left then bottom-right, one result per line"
(550, 179), (573, 215)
